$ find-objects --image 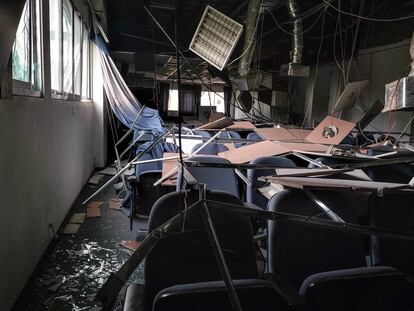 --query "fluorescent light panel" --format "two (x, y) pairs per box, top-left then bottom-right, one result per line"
(189, 5), (243, 71)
